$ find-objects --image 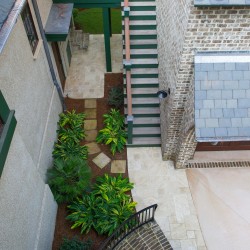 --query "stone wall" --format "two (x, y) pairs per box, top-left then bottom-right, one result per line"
(156, 0), (250, 166)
